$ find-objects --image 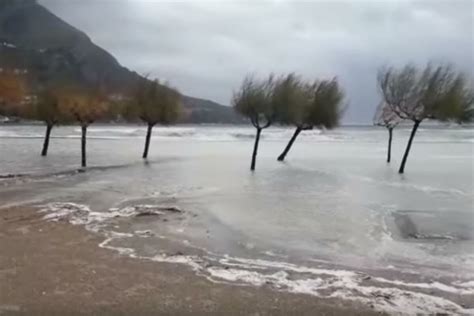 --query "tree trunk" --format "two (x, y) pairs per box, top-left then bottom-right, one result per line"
(387, 127), (393, 163)
(398, 121), (420, 174)
(250, 127), (262, 171)
(41, 124), (53, 156)
(142, 123), (153, 159)
(277, 127), (302, 161)
(81, 125), (87, 168)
